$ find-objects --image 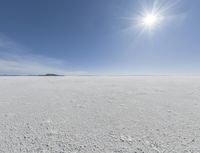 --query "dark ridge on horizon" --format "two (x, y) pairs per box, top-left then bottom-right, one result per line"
(1, 73), (199, 77)
(0, 73), (64, 76)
